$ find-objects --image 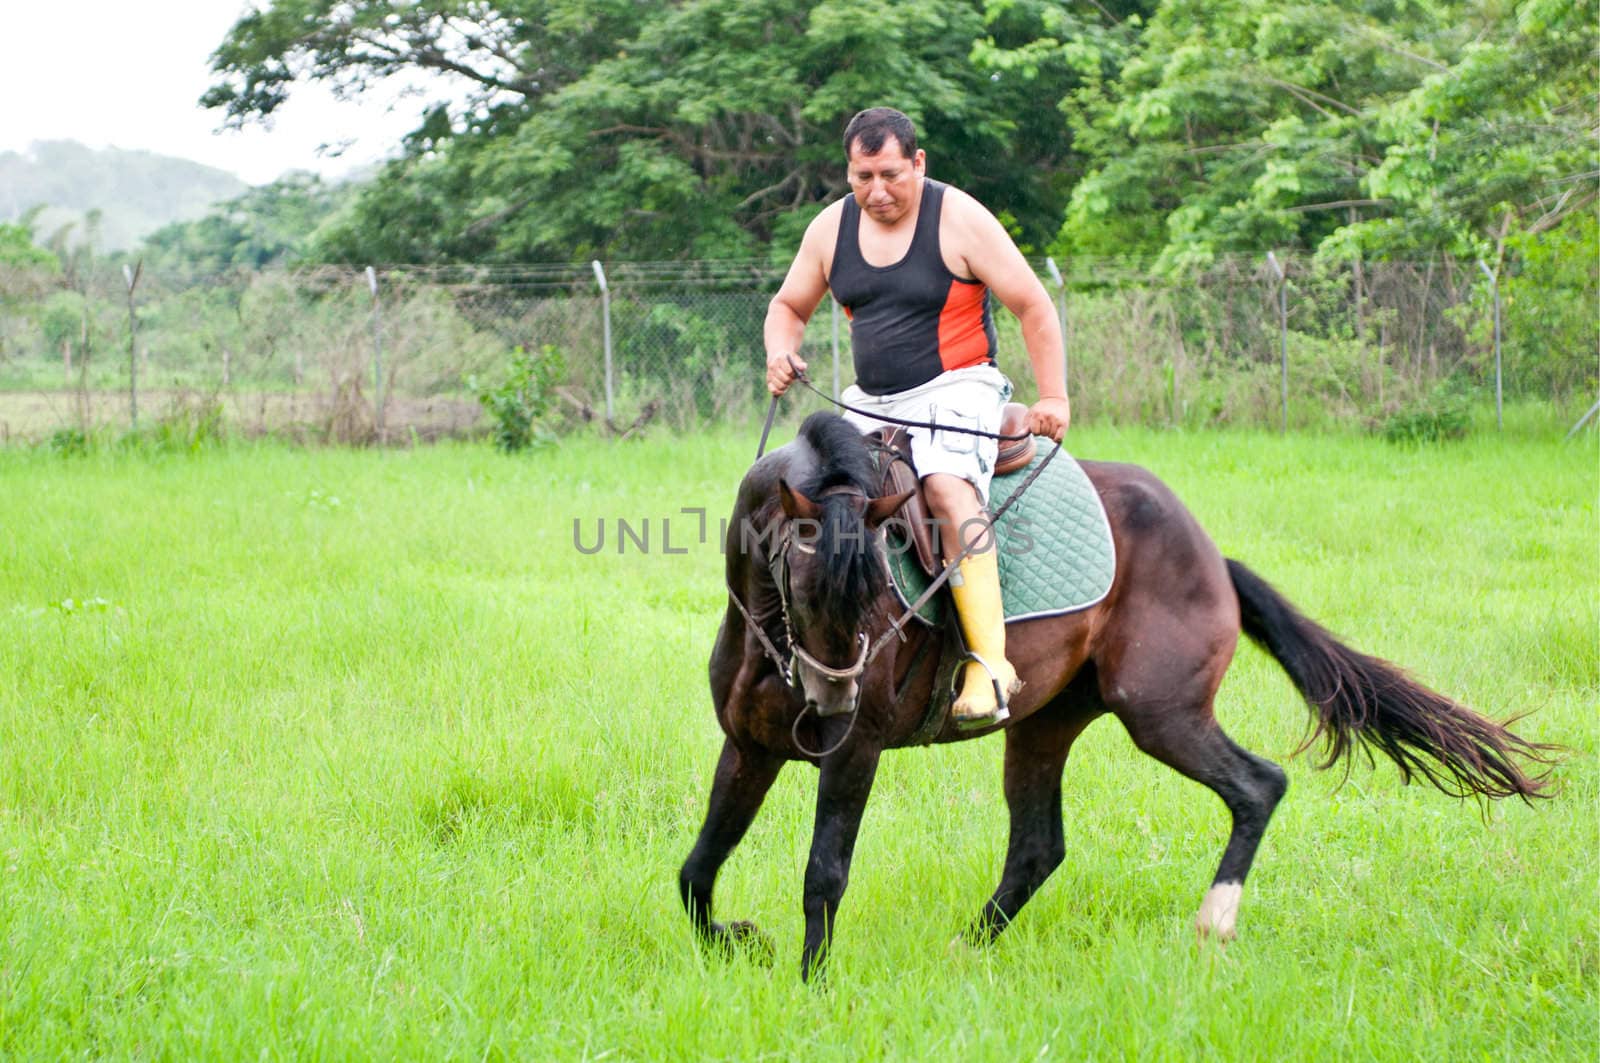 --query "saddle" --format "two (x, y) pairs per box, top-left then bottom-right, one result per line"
(870, 402), (1036, 579)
